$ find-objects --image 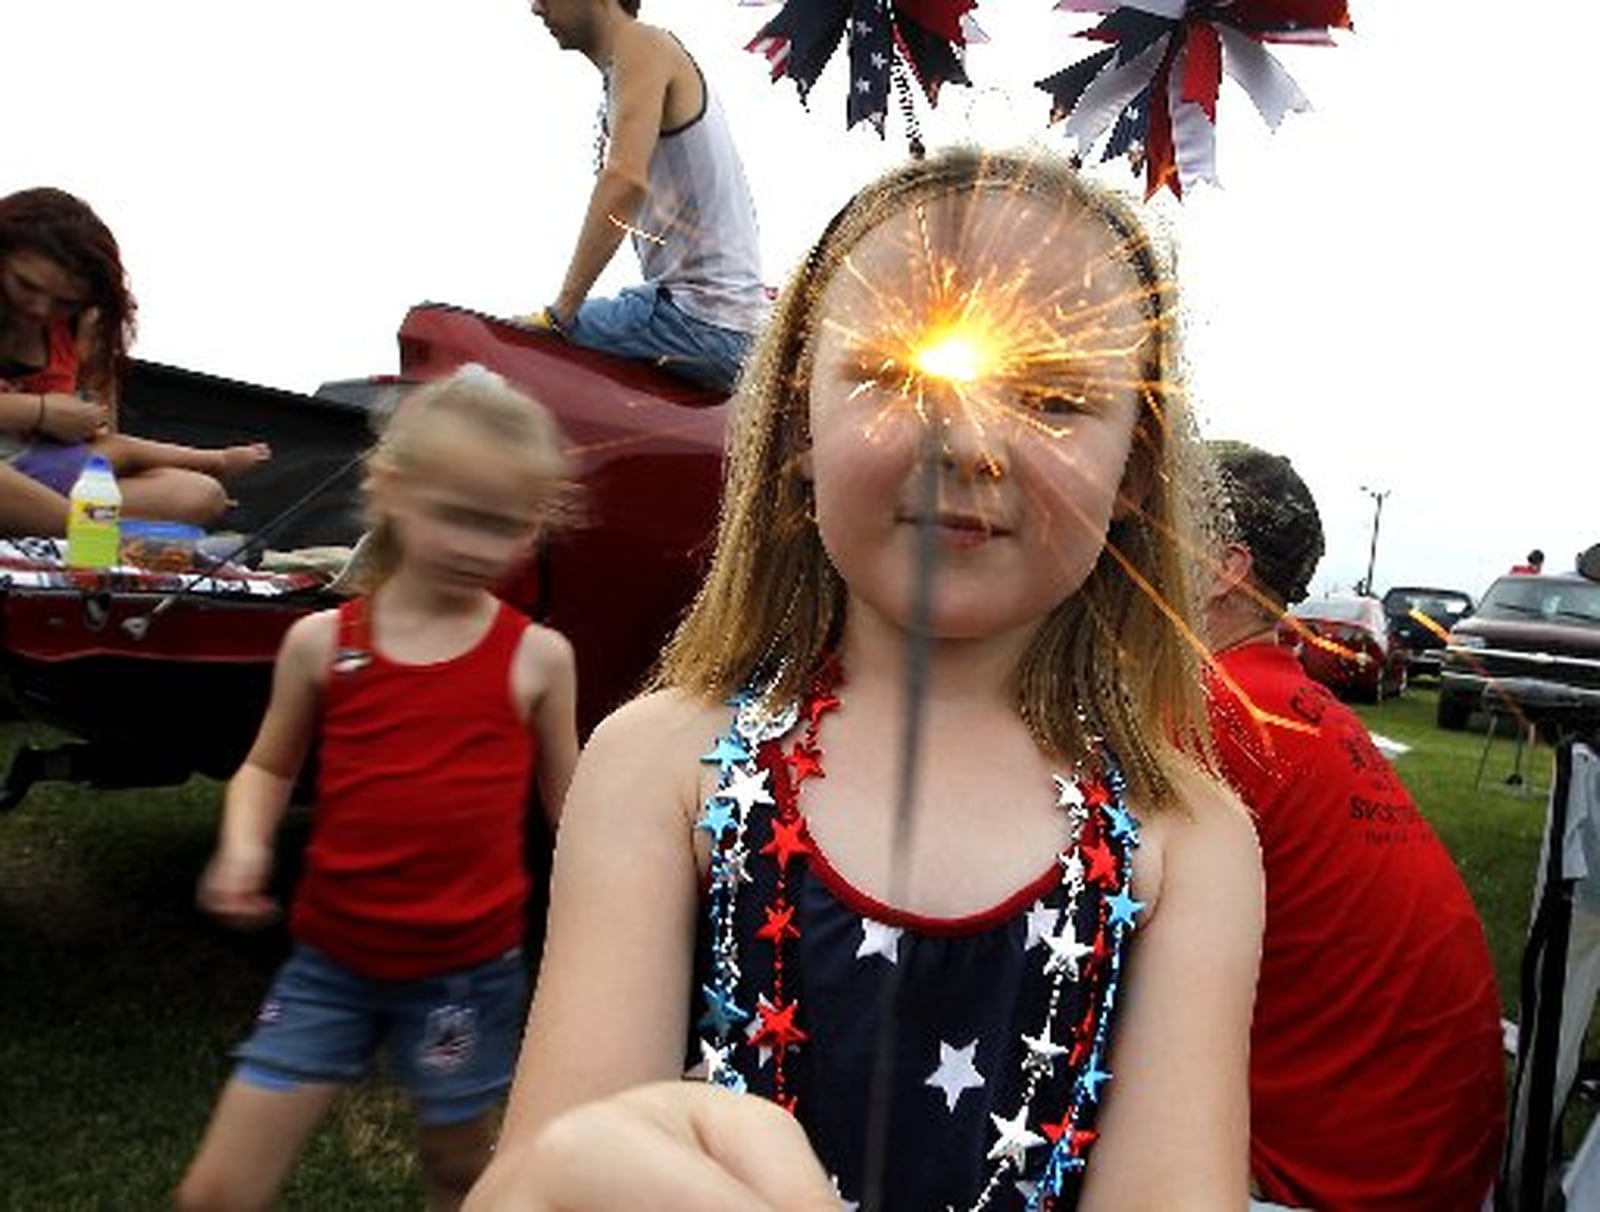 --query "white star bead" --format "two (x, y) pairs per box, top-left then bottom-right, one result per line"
(1053, 773), (1084, 810)
(987, 1105), (1047, 1168)
(1024, 899), (1058, 952)
(1021, 1031), (1068, 1077)
(856, 917), (903, 964)
(744, 1013), (774, 1069)
(698, 1038), (733, 1083)
(1058, 849), (1085, 889)
(719, 765), (774, 818)
(925, 1039), (985, 1113)
(1042, 927), (1094, 979)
